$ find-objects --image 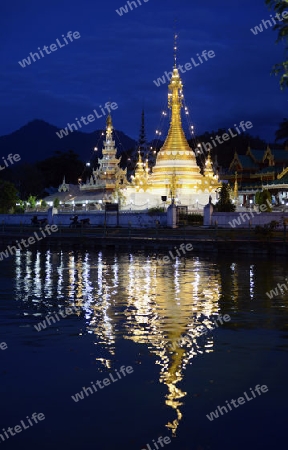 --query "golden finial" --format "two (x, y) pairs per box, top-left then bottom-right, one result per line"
(234, 171), (238, 200)
(106, 112), (112, 128)
(173, 33), (178, 68)
(137, 149), (142, 165)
